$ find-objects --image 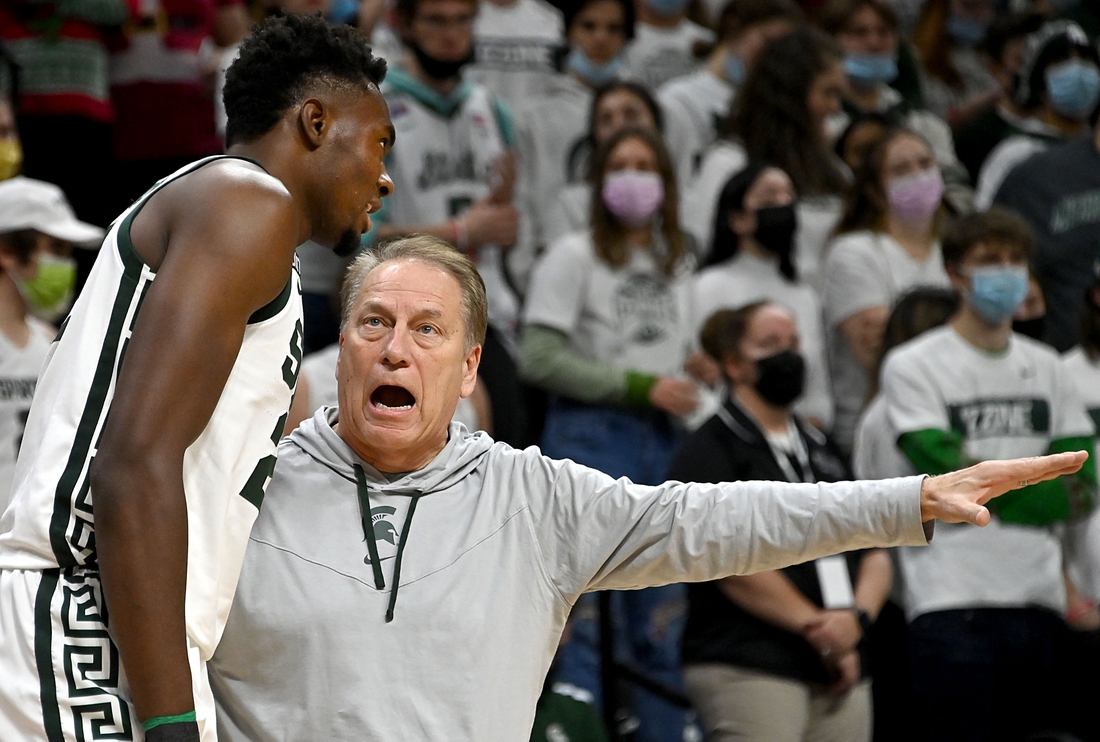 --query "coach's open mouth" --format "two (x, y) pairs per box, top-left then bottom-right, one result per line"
(371, 385), (416, 411)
